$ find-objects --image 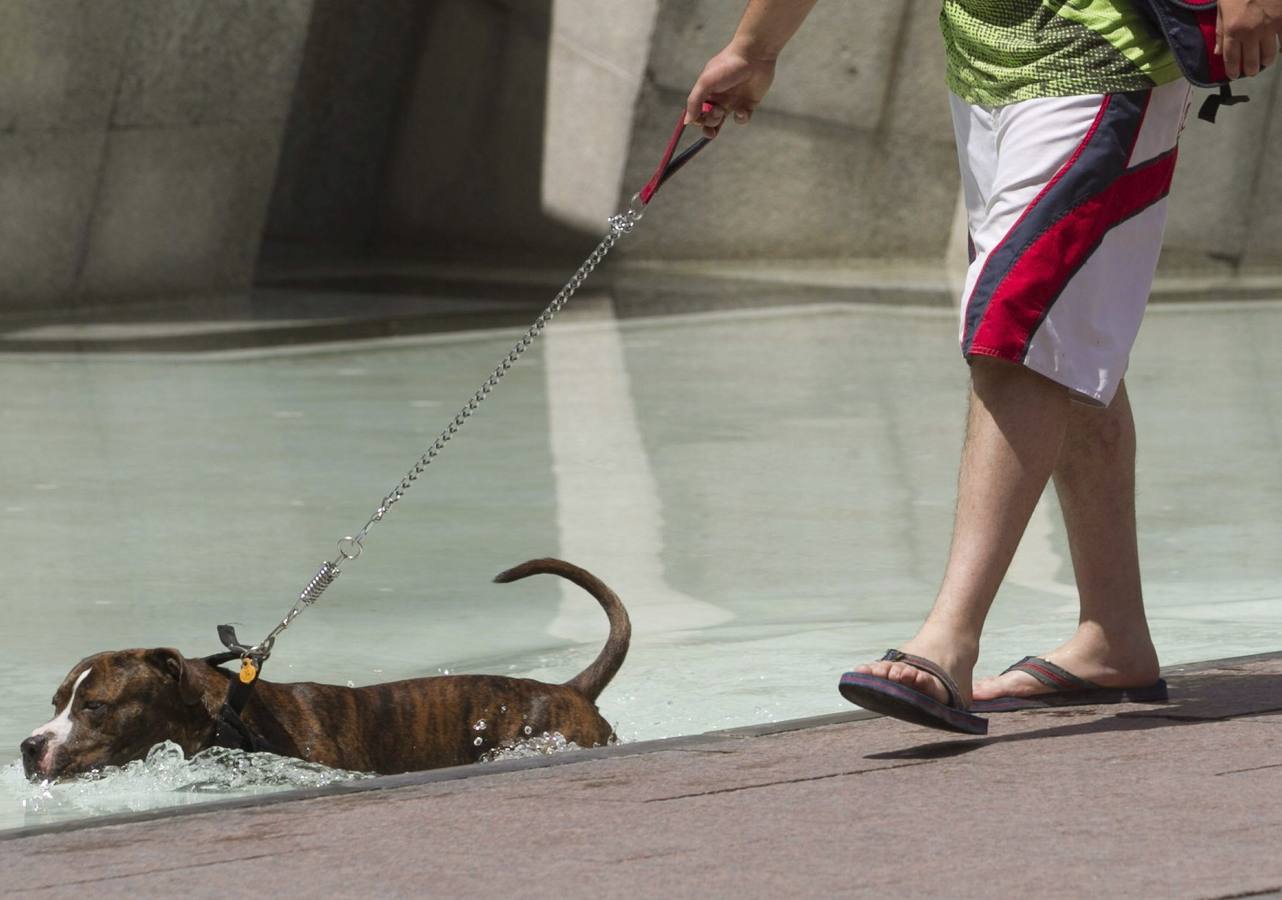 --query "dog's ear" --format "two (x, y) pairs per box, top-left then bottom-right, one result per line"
(145, 648), (204, 706)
